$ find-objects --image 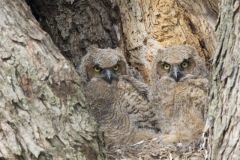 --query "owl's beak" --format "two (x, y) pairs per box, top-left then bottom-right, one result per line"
(170, 66), (183, 82)
(101, 69), (114, 84)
